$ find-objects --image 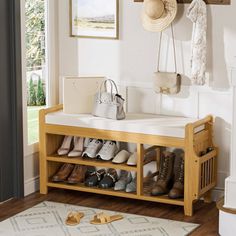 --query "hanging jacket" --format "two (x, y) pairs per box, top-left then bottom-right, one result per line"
(187, 0), (207, 85)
